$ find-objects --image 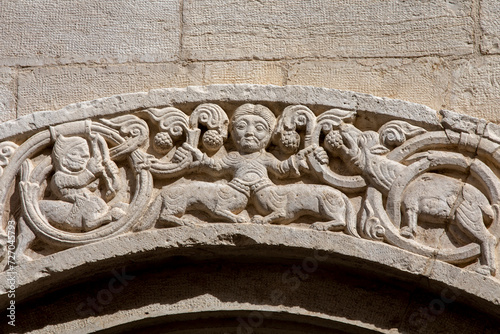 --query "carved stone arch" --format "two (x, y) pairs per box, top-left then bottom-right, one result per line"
(0, 85), (499, 333)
